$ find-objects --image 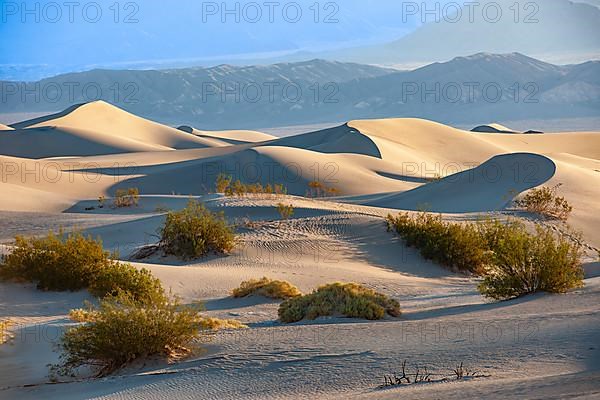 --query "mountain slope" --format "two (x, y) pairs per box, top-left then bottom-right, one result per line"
(328, 0), (600, 65)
